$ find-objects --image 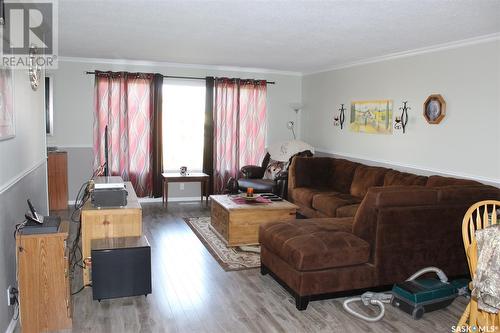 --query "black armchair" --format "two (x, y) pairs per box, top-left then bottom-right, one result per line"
(237, 150), (313, 198)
